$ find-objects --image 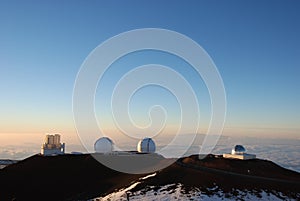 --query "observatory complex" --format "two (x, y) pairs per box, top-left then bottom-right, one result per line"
(93, 137), (156, 154)
(41, 134), (65, 156)
(223, 145), (256, 160)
